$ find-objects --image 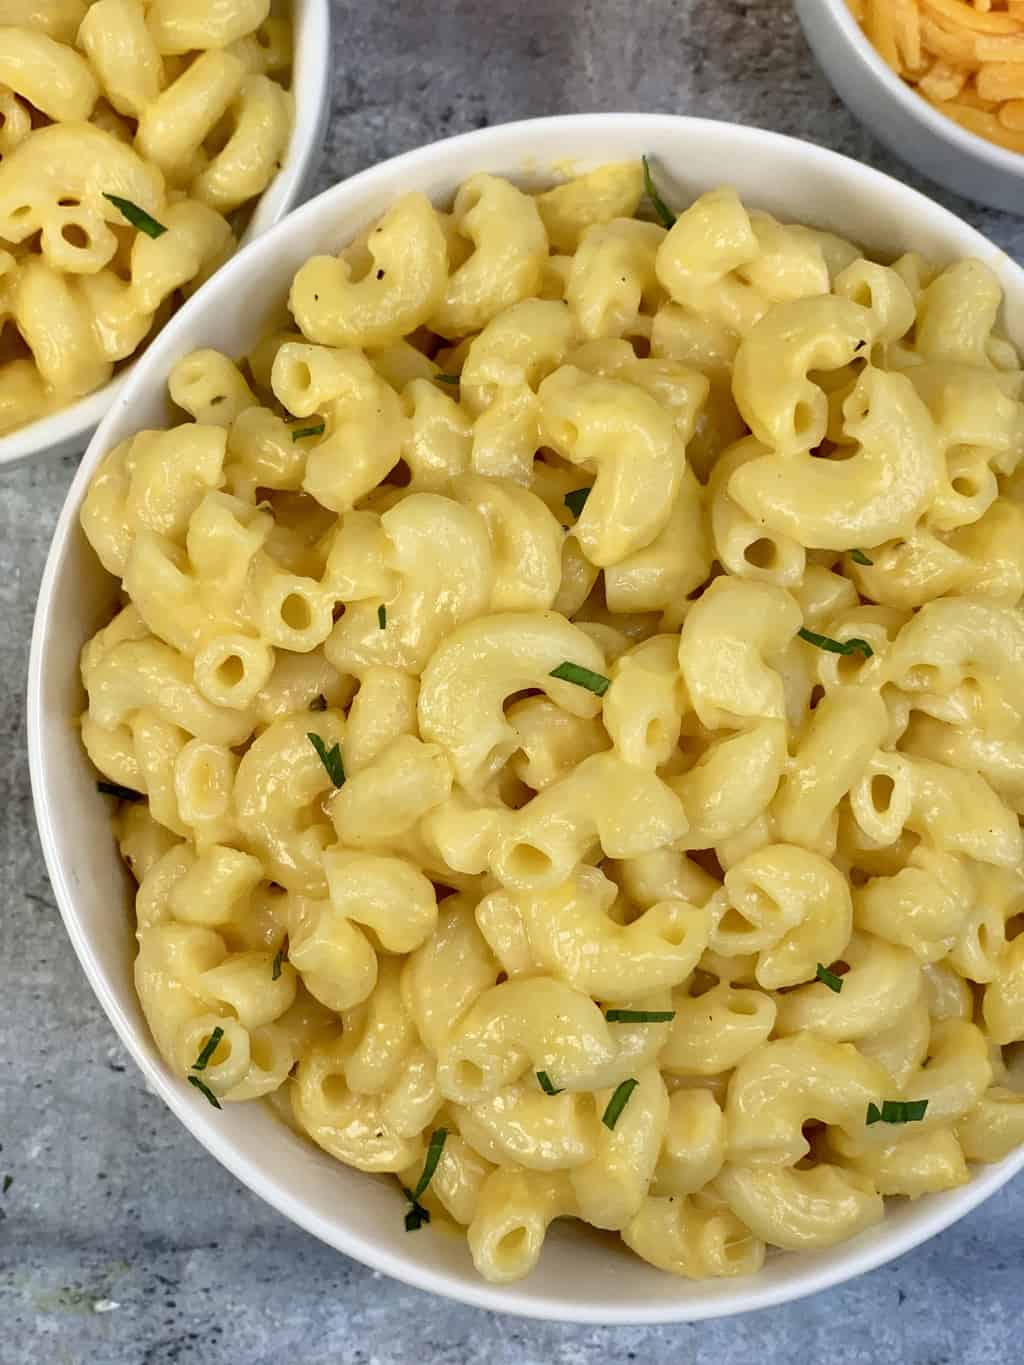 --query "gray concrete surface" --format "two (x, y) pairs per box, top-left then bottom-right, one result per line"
(3, 1), (1024, 1361)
